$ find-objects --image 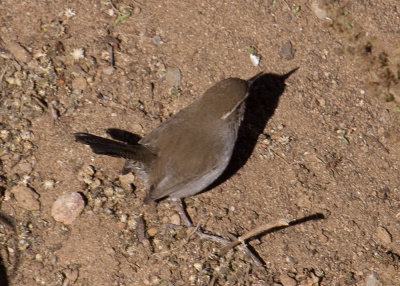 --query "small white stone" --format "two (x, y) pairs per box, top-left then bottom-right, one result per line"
(51, 192), (85, 224)
(193, 263), (202, 271)
(188, 275), (196, 283)
(250, 53), (260, 66)
(169, 213), (181, 225)
(365, 272), (382, 286)
(64, 8), (76, 18)
(106, 9), (114, 16)
(120, 214), (128, 223)
(311, 0), (329, 20)
(70, 48), (85, 60)
(43, 180), (55, 189)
